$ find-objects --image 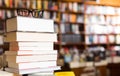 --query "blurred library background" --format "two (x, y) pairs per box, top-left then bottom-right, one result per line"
(1, 0), (120, 76)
